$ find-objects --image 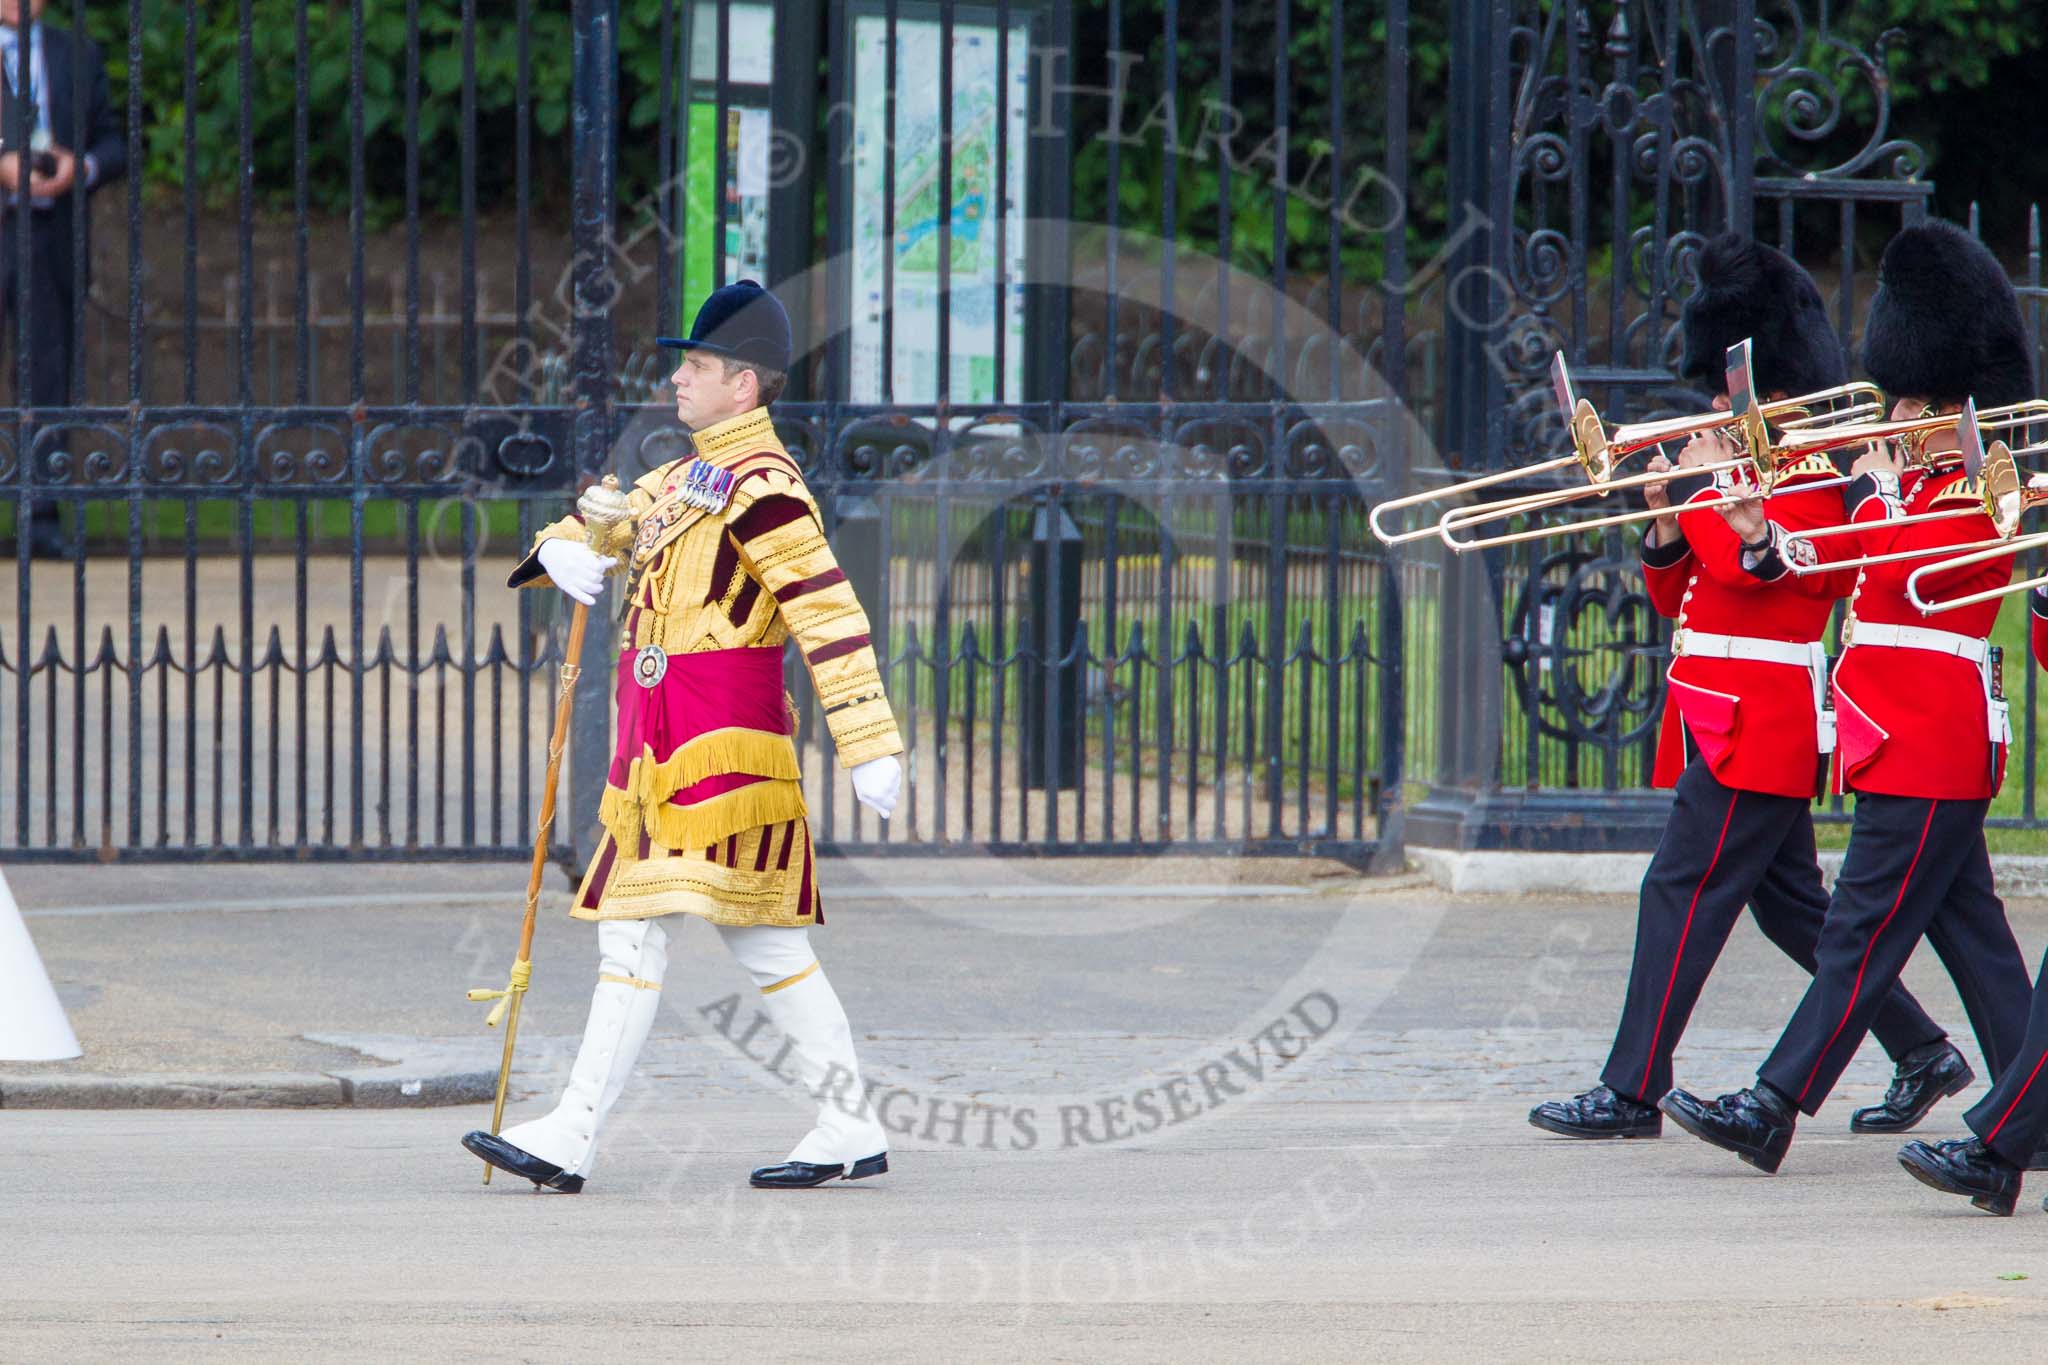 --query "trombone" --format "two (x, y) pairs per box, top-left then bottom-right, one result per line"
(1435, 347), (1871, 552)
(1780, 400), (2048, 573)
(1365, 345), (1883, 546)
(1904, 451), (2048, 614)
